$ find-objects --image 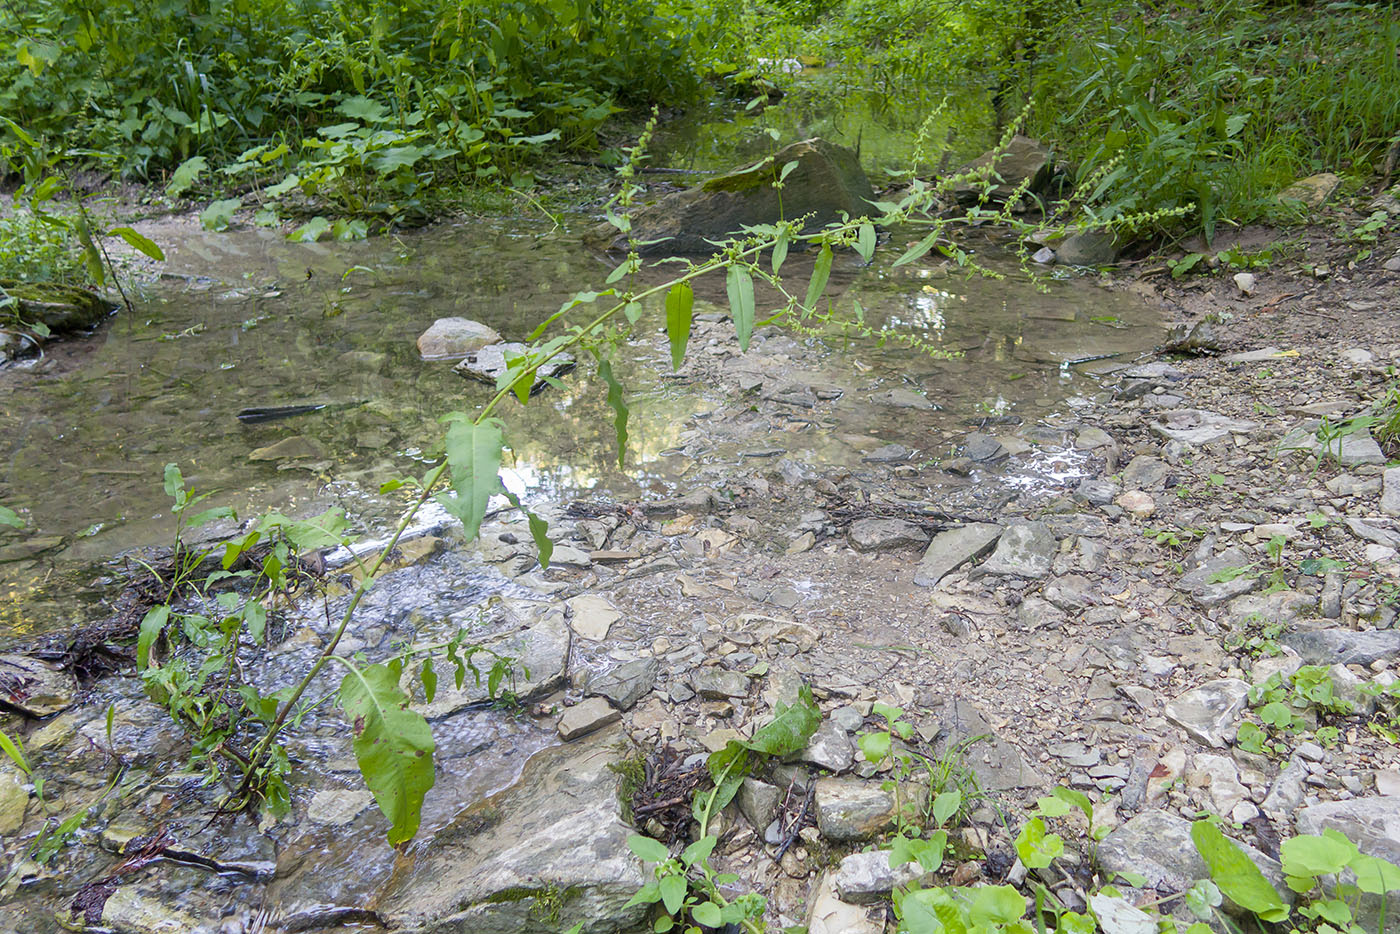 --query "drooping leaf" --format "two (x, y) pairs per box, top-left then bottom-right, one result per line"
(200, 198), (242, 232)
(440, 416), (504, 541)
(1014, 817), (1063, 869)
(726, 266), (755, 351)
(137, 604), (170, 669)
(597, 358), (630, 468)
(1051, 785), (1095, 821)
(772, 228), (789, 274)
(930, 790), (962, 828)
(970, 885), (1027, 926)
(682, 835), (717, 867)
(502, 489), (552, 570)
(288, 216), (332, 242)
(892, 230), (940, 267)
(165, 156), (207, 197)
(691, 902), (723, 927)
(1351, 853), (1400, 895)
(665, 282), (693, 371)
(659, 873), (686, 915)
(1190, 820), (1290, 922)
(858, 730), (891, 763)
(108, 227), (166, 262)
(338, 661), (436, 847)
(803, 243), (832, 311)
(743, 683), (821, 756)
(855, 222), (876, 262)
